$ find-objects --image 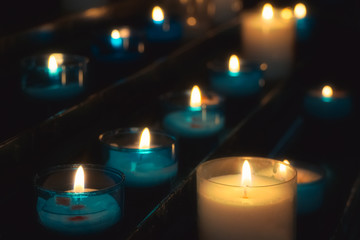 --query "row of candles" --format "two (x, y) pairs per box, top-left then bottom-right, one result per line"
(26, 2), (352, 239)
